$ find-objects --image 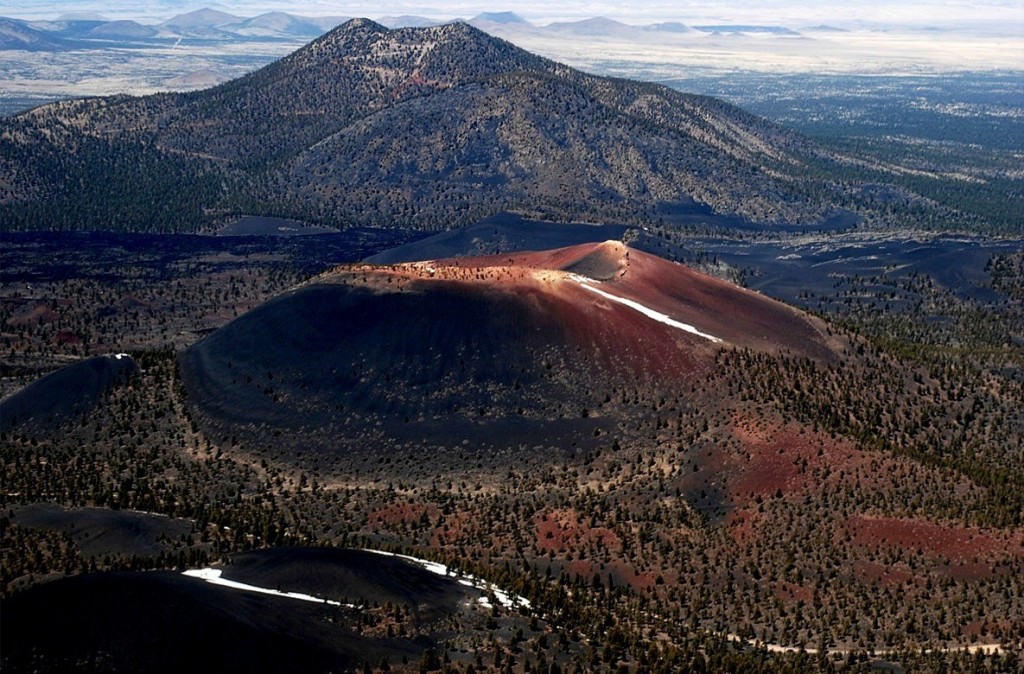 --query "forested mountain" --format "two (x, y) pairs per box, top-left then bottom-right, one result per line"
(0, 19), (934, 232)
